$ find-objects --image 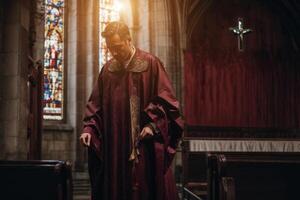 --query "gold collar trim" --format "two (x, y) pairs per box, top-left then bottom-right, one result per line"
(108, 54), (148, 73)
